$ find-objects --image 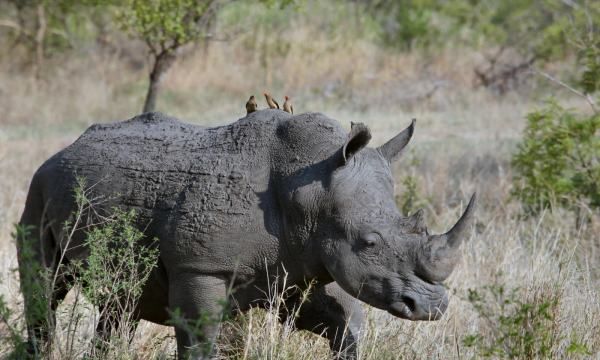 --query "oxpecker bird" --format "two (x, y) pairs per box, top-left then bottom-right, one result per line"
(246, 95), (258, 114)
(264, 92), (279, 109)
(283, 95), (294, 114)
